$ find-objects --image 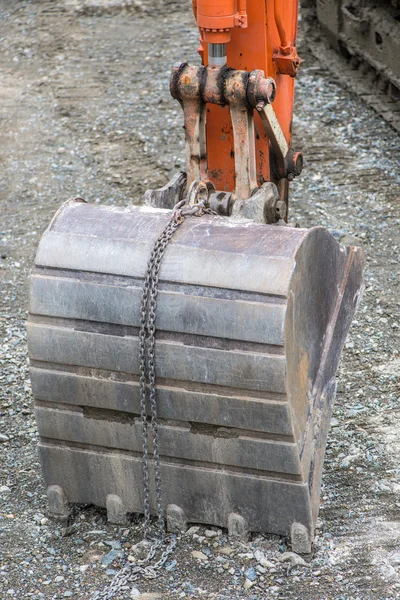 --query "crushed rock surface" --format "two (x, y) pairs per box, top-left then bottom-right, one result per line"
(1, 1), (400, 599)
